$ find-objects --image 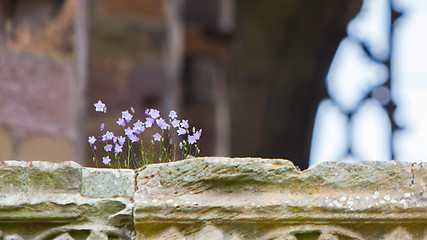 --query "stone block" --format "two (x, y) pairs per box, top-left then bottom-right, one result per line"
(0, 160), (81, 195)
(82, 167), (135, 198)
(0, 161), (83, 228)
